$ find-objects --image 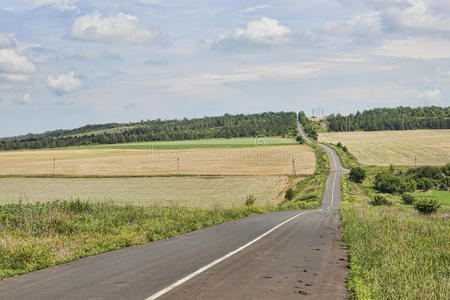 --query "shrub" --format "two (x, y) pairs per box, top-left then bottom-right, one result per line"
(245, 195), (256, 207)
(414, 198), (440, 214)
(416, 178), (434, 191)
(374, 172), (416, 194)
(342, 146), (348, 152)
(285, 188), (294, 200)
(370, 195), (392, 206)
(337, 142), (342, 148)
(401, 193), (415, 205)
(296, 136), (304, 144)
(349, 167), (366, 183)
